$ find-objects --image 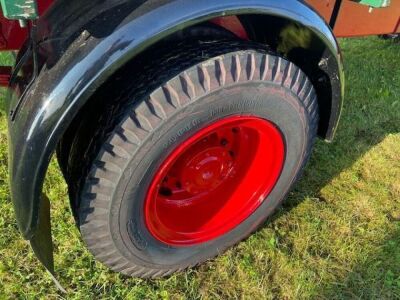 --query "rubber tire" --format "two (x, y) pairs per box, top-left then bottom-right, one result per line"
(77, 41), (319, 278)
(55, 24), (237, 181)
